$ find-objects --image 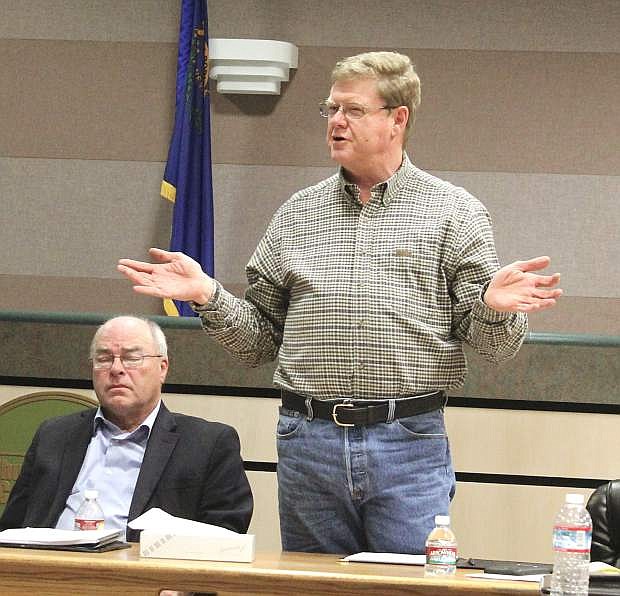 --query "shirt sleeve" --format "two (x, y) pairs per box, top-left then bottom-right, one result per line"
(447, 193), (528, 364)
(191, 209), (289, 368)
